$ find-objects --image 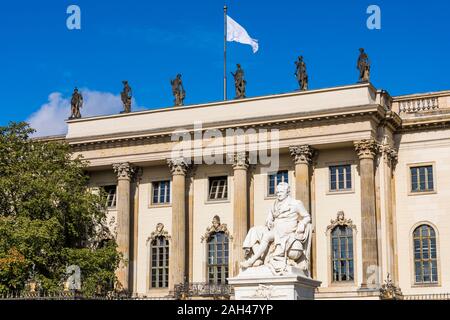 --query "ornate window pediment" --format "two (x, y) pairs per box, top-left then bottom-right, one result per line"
(326, 211), (357, 234)
(147, 223), (171, 244)
(201, 215), (232, 243)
